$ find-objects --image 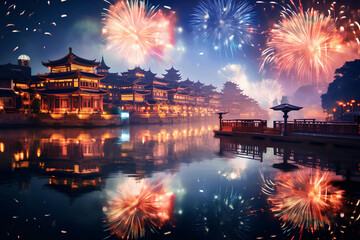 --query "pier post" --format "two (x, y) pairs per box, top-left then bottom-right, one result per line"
(219, 113), (223, 131)
(216, 112), (228, 131)
(283, 111), (289, 136)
